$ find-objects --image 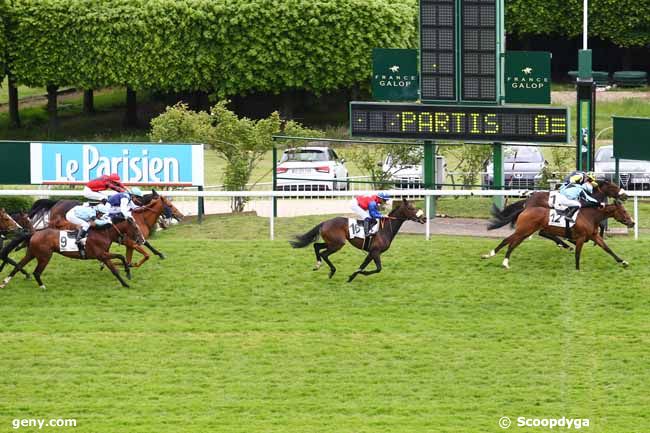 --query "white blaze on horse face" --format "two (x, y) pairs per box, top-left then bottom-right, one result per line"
(415, 209), (424, 218)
